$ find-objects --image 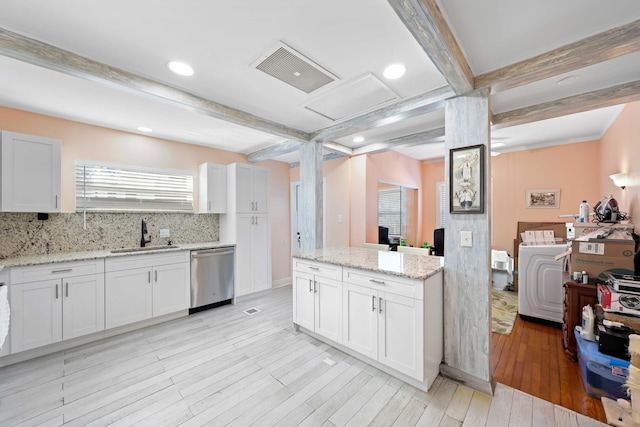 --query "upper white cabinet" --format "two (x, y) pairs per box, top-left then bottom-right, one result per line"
(0, 131), (61, 213)
(10, 259), (105, 353)
(199, 162), (226, 213)
(228, 163), (269, 214)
